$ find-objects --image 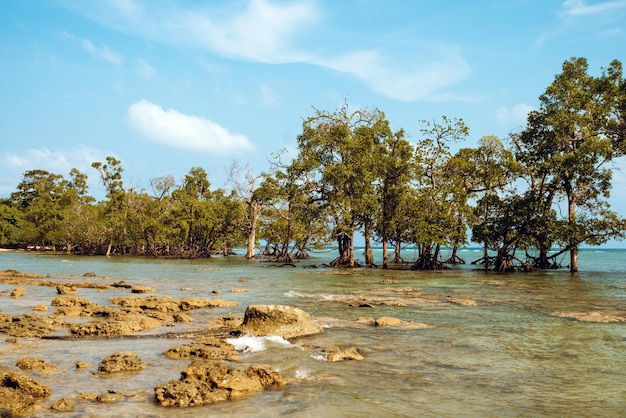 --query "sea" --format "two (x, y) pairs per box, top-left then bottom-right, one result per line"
(1, 247), (625, 417)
